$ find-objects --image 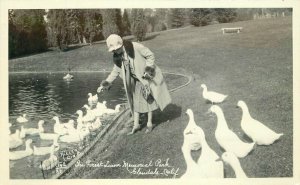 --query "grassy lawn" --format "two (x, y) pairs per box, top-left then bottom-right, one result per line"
(9, 16), (293, 178)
